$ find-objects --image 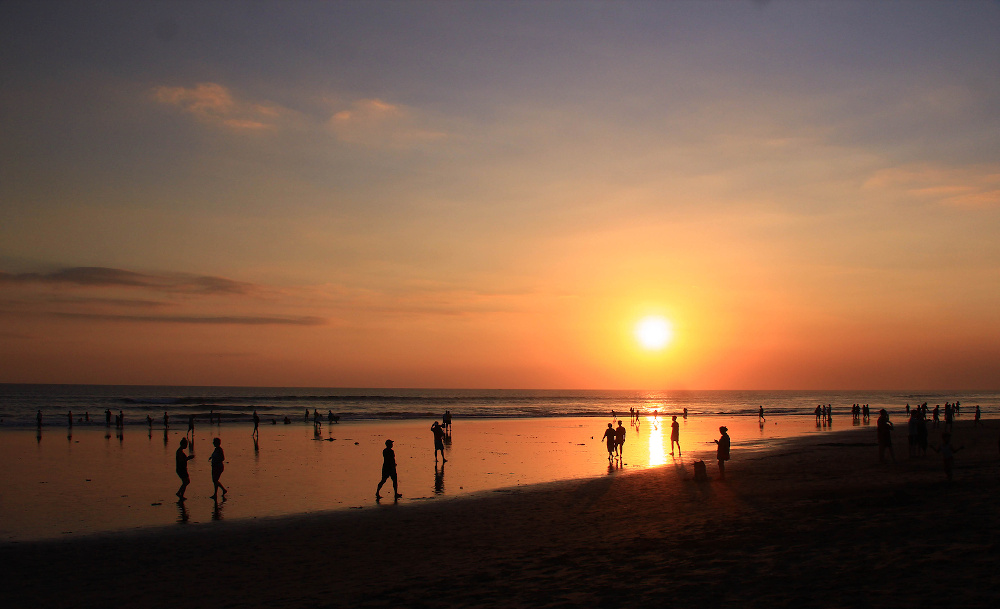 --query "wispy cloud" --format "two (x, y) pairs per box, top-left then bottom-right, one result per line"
(328, 98), (447, 148)
(0, 267), (253, 295)
(864, 163), (1000, 209)
(51, 312), (324, 326)
(152, 83), (293, 131)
